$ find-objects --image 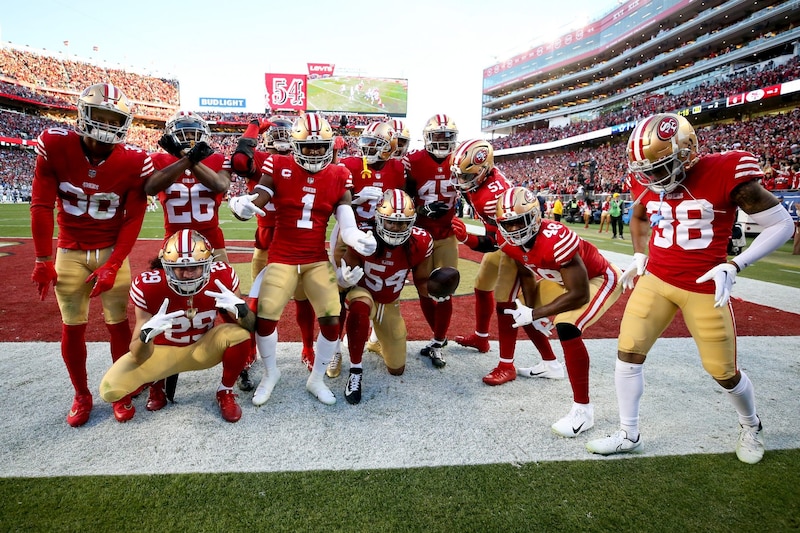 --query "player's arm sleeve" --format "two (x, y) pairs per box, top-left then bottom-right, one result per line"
(730, 204), (794, 271)
(30, 153), (58, 259)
